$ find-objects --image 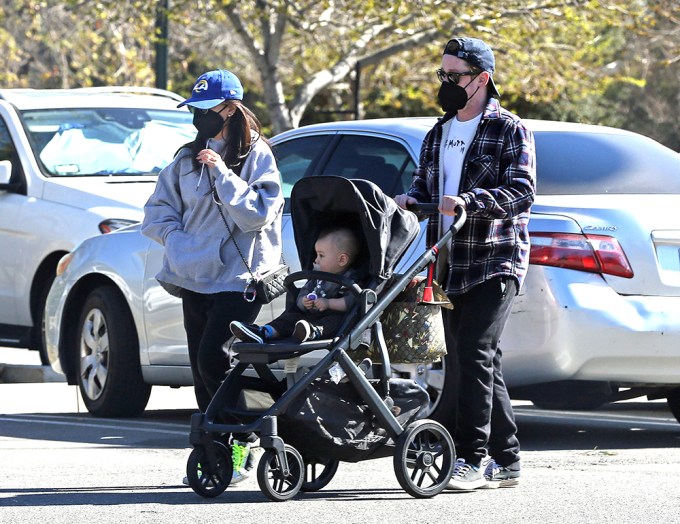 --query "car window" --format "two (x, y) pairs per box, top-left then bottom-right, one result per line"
(21, 108), (195, 177)
(536, 131), (680, 194)
(274, 134), (331, 202)
(321, 135), (416, 196)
